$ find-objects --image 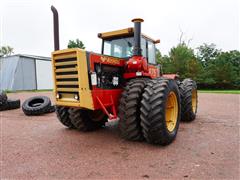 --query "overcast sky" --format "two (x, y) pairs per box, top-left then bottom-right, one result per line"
(0, 0), (239, 57)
